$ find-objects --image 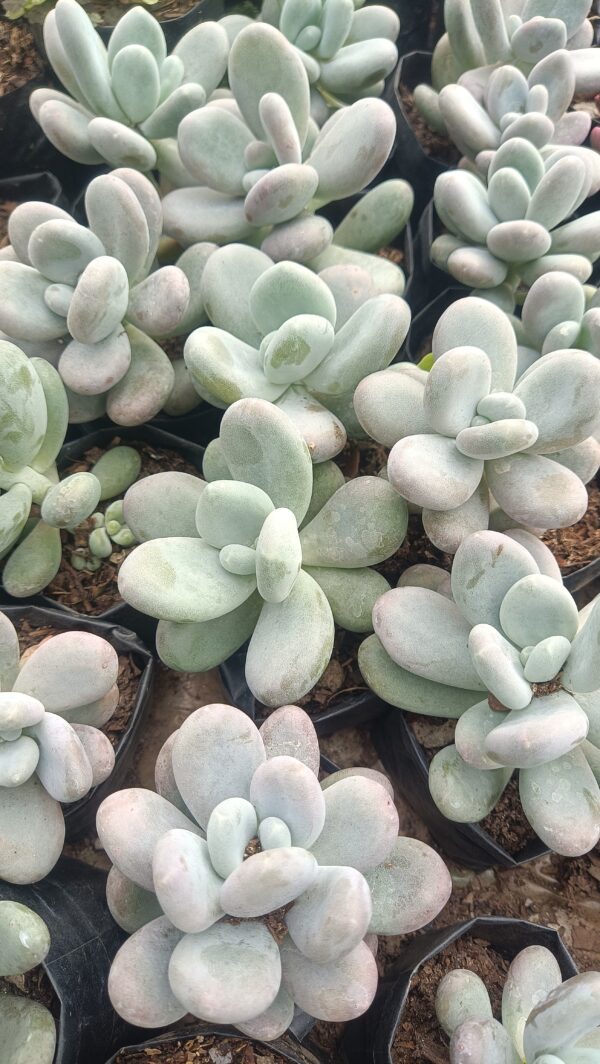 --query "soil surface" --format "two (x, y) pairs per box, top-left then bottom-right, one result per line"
(542, 478), (600, 574)
(338, 439), (388, 480)
(376, 515), (453, 587)
(21, 0), (200, 27)
(391, 937), (510, 1064)
(114, 1033), (303, 1063)
(398, 82), (460, 166)
(0, 964), (59, 1022)
(44, 438), (200, 616)
(15, 617), (141, 749)
(296, 630), (369, 717)
(0, 21), (44, 95)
